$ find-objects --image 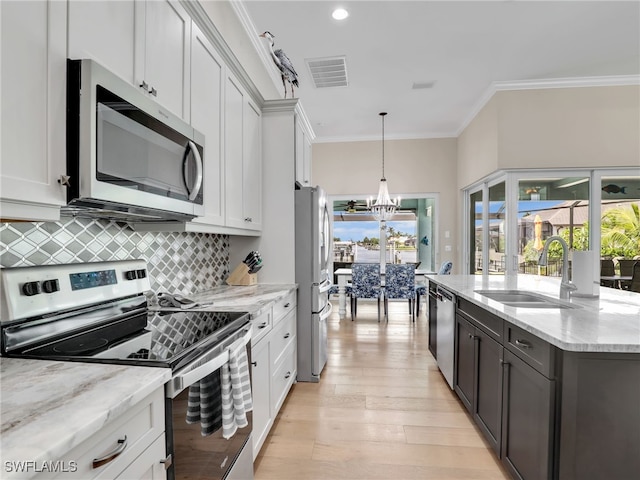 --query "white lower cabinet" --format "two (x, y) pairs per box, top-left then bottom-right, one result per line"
(251, 337), (272, 458)
(35, 387), (167, 480)
(250, 291), (297, 460)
